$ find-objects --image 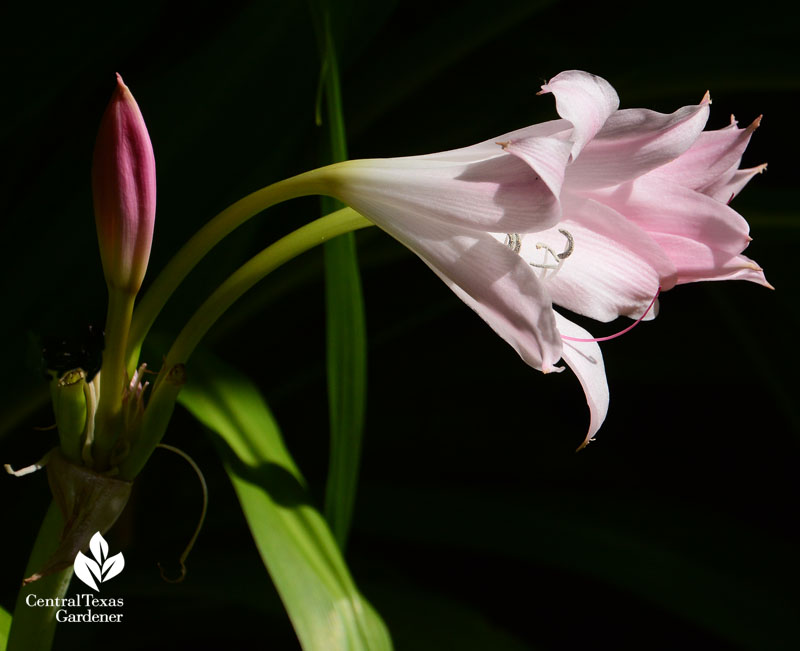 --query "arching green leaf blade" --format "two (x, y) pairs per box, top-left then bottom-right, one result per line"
(178, 352), (390, 651)
(0, 605), (11, 651)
